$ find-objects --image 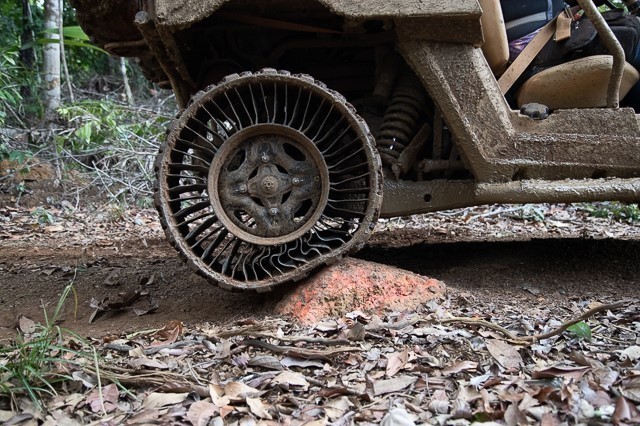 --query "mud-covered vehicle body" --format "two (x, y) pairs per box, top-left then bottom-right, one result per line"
(72, 0), (640, 290)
